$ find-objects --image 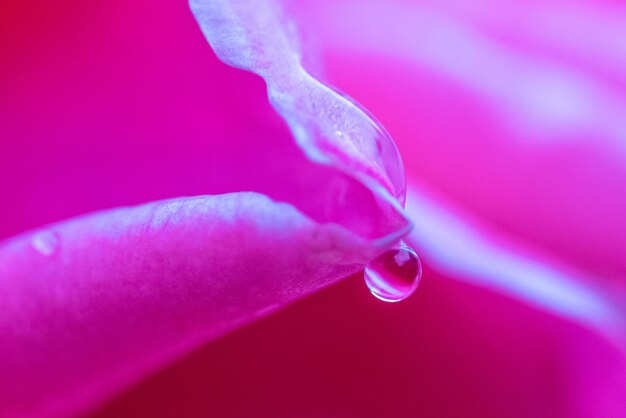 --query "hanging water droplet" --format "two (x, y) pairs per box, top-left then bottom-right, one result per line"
(364, 241), (422, 302)
(31, 230), (60, 257)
